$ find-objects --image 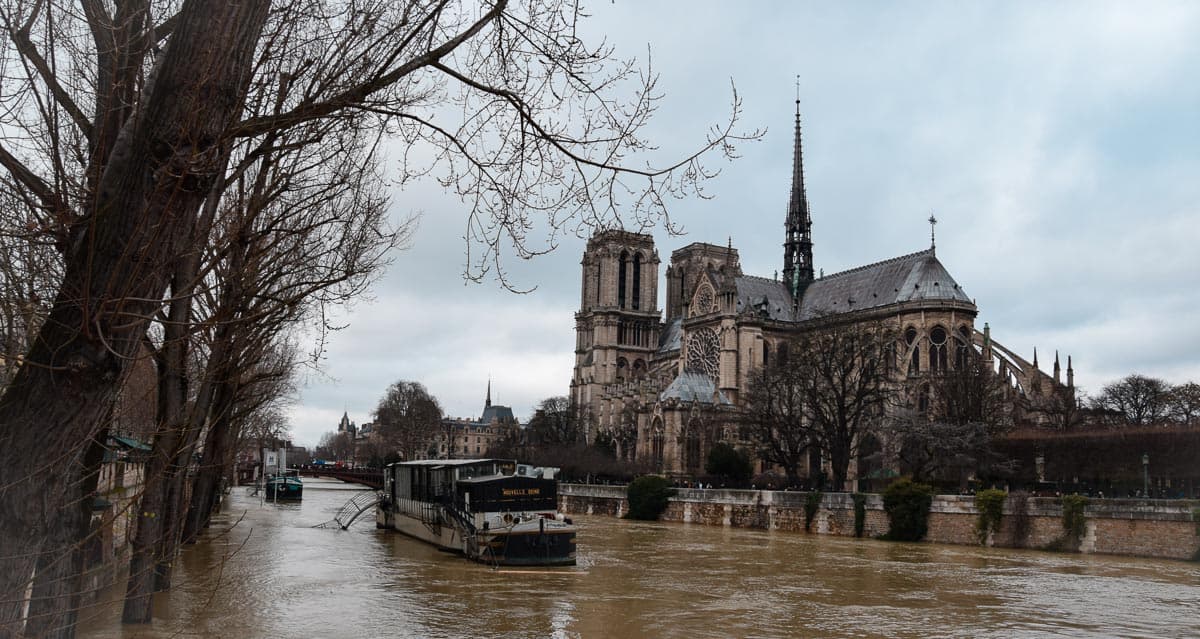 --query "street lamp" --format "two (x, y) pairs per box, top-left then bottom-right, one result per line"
(1142, 453), (1149, 499)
